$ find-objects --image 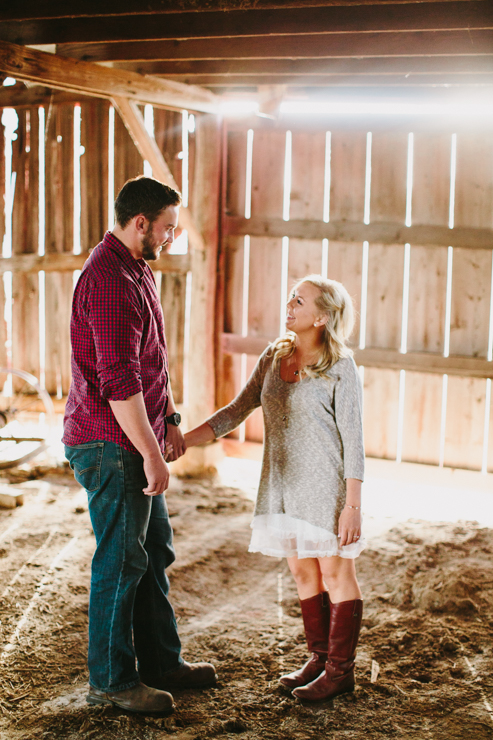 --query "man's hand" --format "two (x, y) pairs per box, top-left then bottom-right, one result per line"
(142, 453), (170, 496)
(164, 425), (186, 461)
